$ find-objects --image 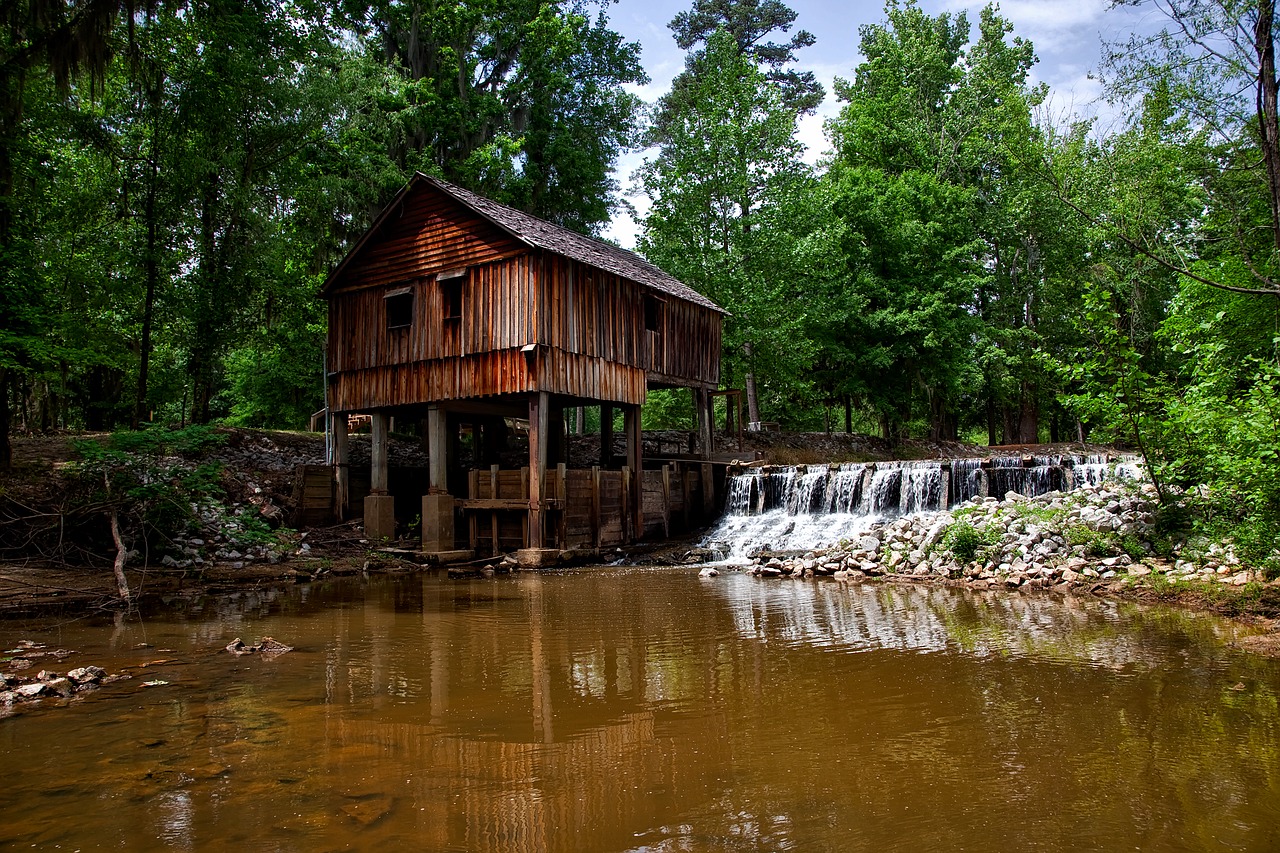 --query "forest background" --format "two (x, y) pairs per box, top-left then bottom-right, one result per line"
(3, 0), (1280, 566)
